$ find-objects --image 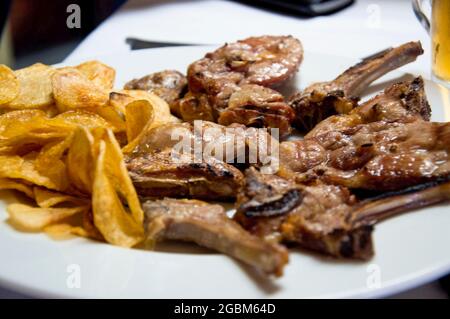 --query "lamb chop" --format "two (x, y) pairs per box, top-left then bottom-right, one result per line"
(234, 168), (450, 259)
(218, 84), (295, 137)
(125, 121), (279, 200)
(124, 70), (187, 116)
(278, 77), (450, 192)
(143, 198), (289, 276)
(178, 35), (303, 136)
(306, 76), (431, 138)
(289, 41), (424, 131)
(125, 122), (244, 201)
